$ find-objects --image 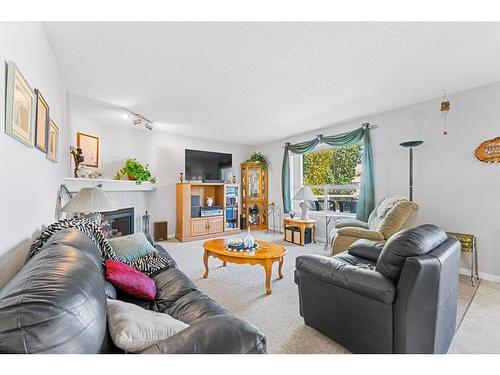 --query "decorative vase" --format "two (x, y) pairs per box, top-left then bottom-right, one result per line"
(243, 227), (255, 249)
(207, 196), (213, 207)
